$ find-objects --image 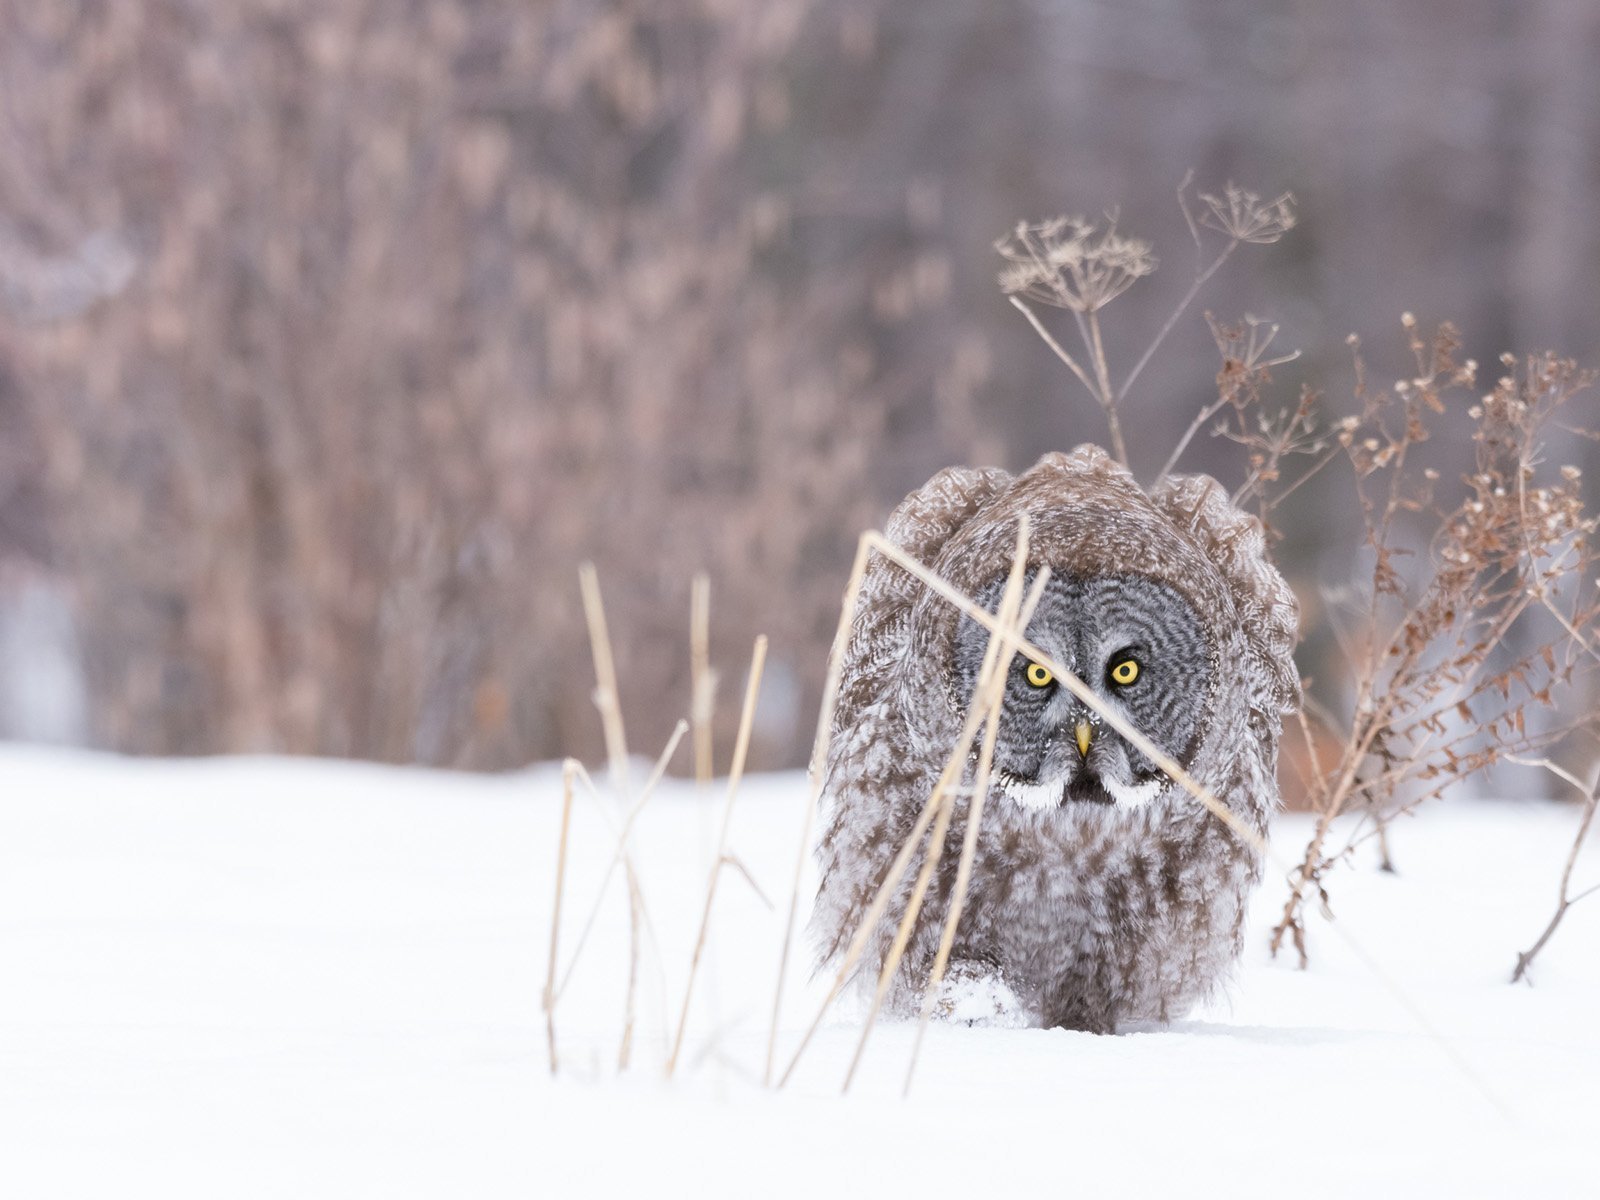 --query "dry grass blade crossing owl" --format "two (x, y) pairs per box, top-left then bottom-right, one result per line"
(809, 445), (1300, 1032)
